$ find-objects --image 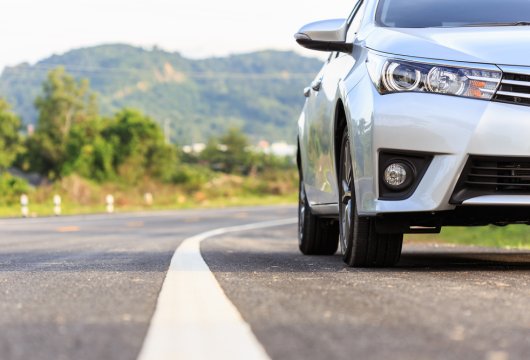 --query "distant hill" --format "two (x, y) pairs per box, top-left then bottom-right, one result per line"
(0, 44), (323, 144)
